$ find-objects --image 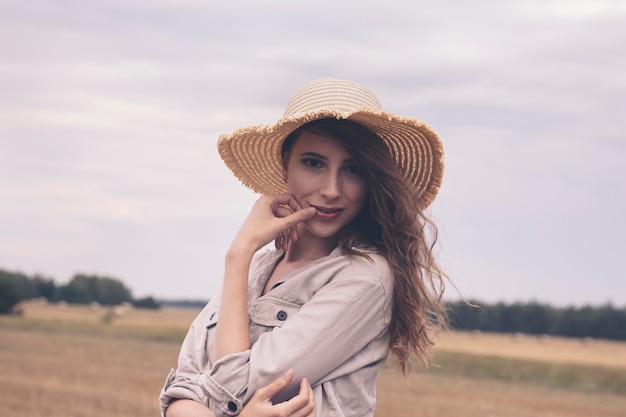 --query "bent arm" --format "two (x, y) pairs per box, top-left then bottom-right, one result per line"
(213, 195), (315, 361)
(162, 267), (391, 417)
(212, 247), (253, 361)
(209, 273), (393, 408)
(166, 400), (215, 417)
(165, 371), (315, 417)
